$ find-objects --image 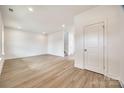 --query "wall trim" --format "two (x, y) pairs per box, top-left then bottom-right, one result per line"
(74, 64), (84, 69)
(5, 53), (48, 60)
(5, 53), (64, 61)
(106, 73), (120, 81)
(47, 52), (64, 57)
(47, 53), (64, 57)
